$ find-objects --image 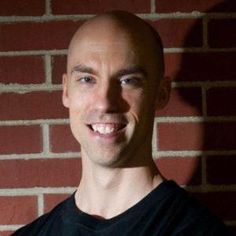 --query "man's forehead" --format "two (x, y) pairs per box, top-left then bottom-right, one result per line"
(70, 38), (135, 54)
(67, 11), (164, 76)
(68, 25), (141, 64)
(68, 13), (153, 53)
(69, 24), (134, 53)
(67, 41), (139, 73)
